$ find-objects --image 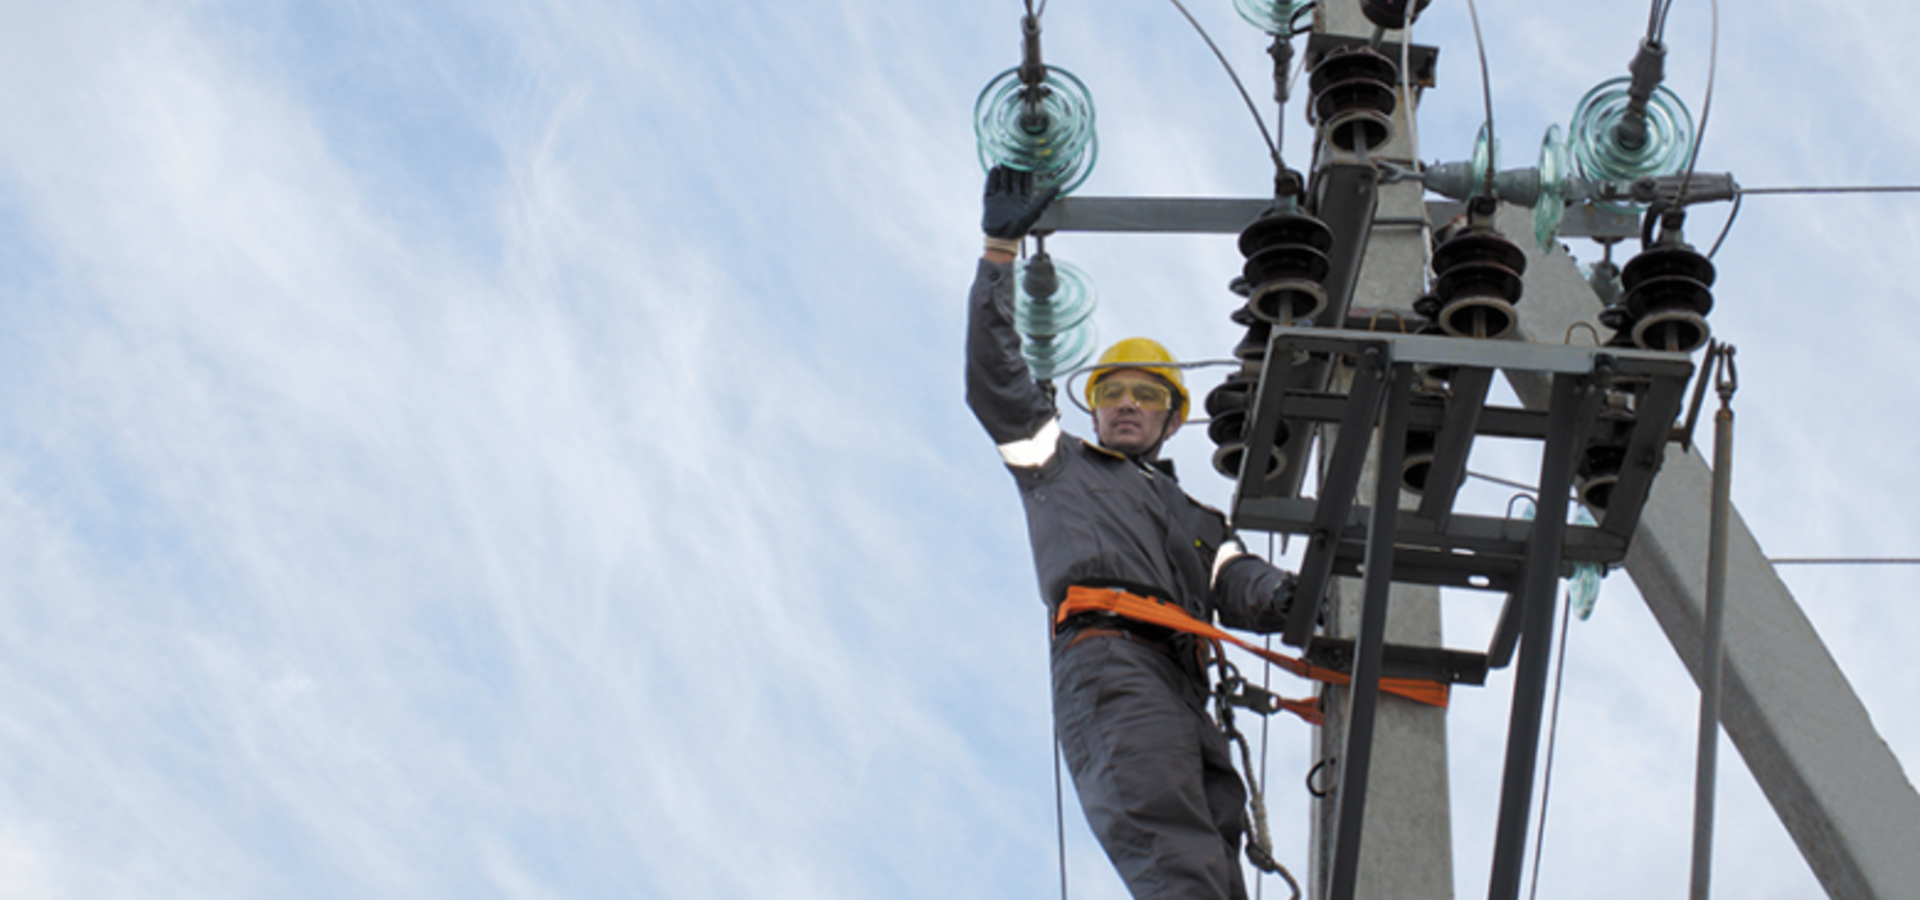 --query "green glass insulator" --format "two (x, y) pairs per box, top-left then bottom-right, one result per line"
(1234, 0), (1311, 34)
(1015, 255), (1098, 380)
(1534, 124), (1570, 250)
(1568, 77), (1695, 211)
(974, 65), (1099, 195)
